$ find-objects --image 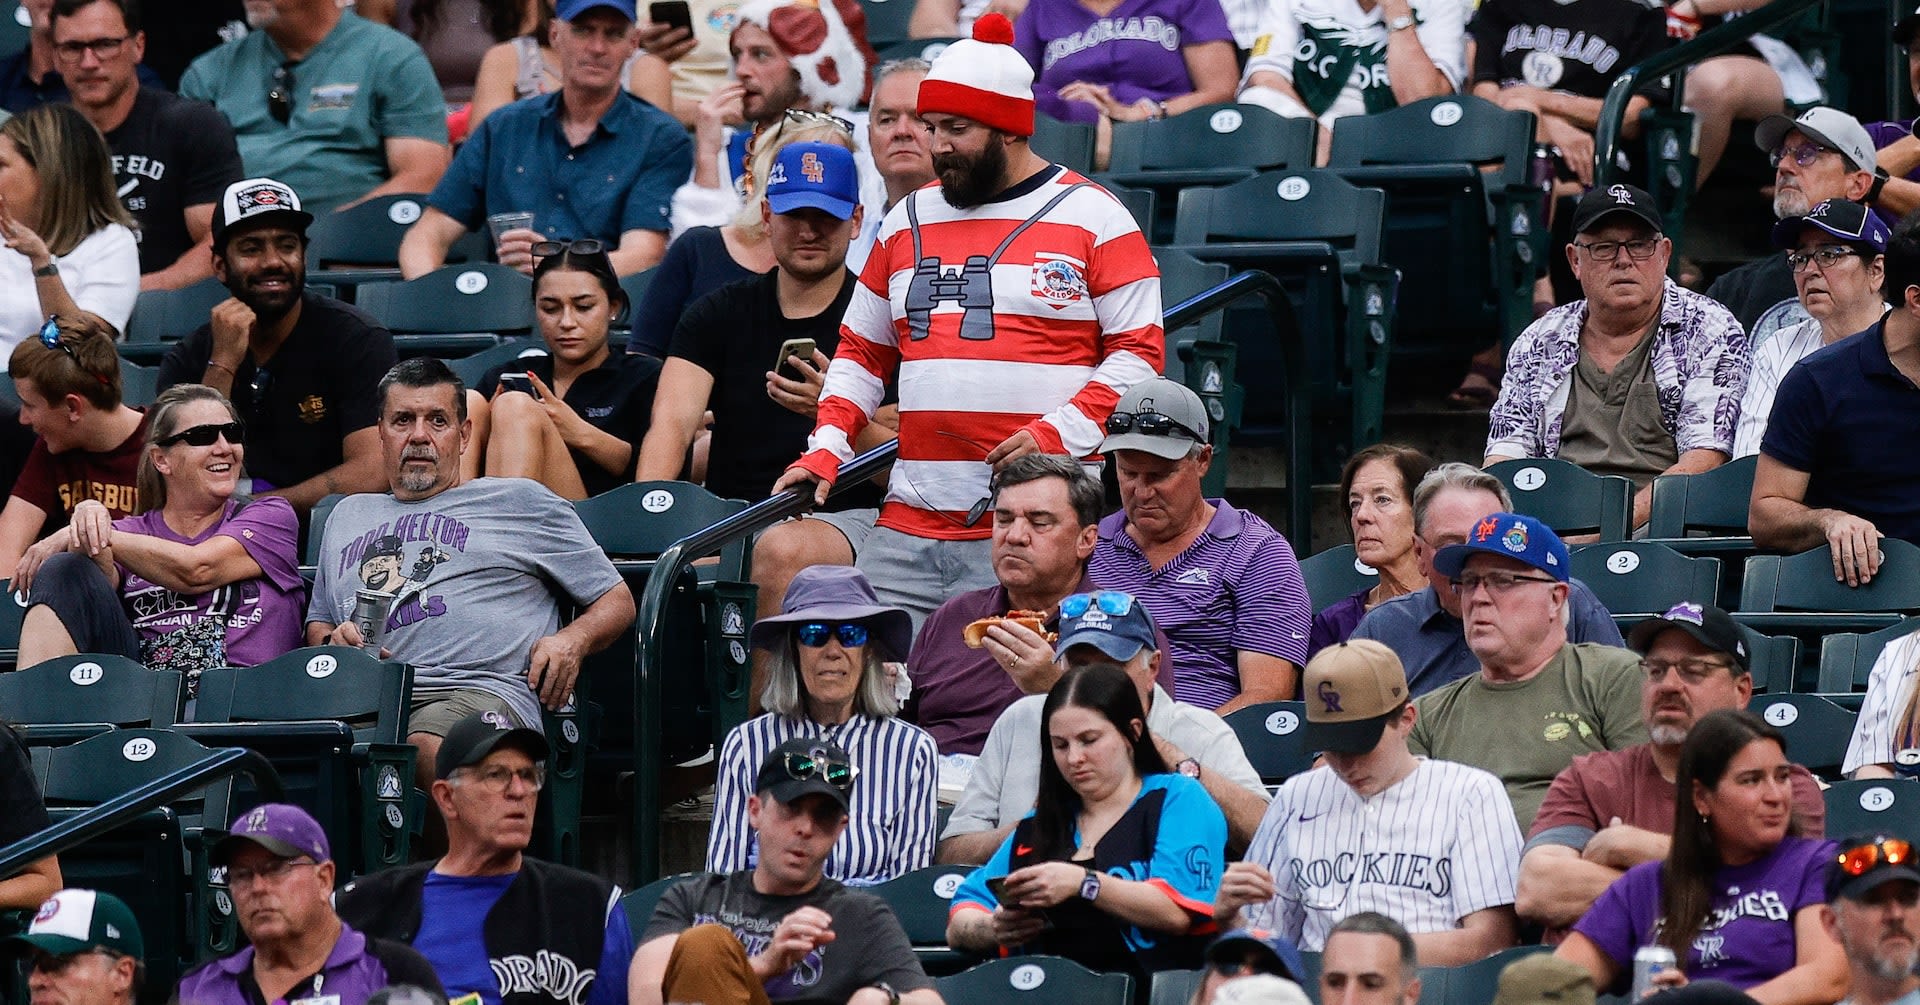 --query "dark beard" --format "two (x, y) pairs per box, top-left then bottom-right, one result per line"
(233, 270), (306, 322)
(936, 138), (1008, 209)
